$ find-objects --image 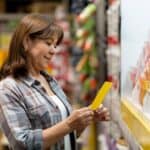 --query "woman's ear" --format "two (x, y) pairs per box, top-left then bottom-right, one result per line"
(23, 36), (32, 52)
